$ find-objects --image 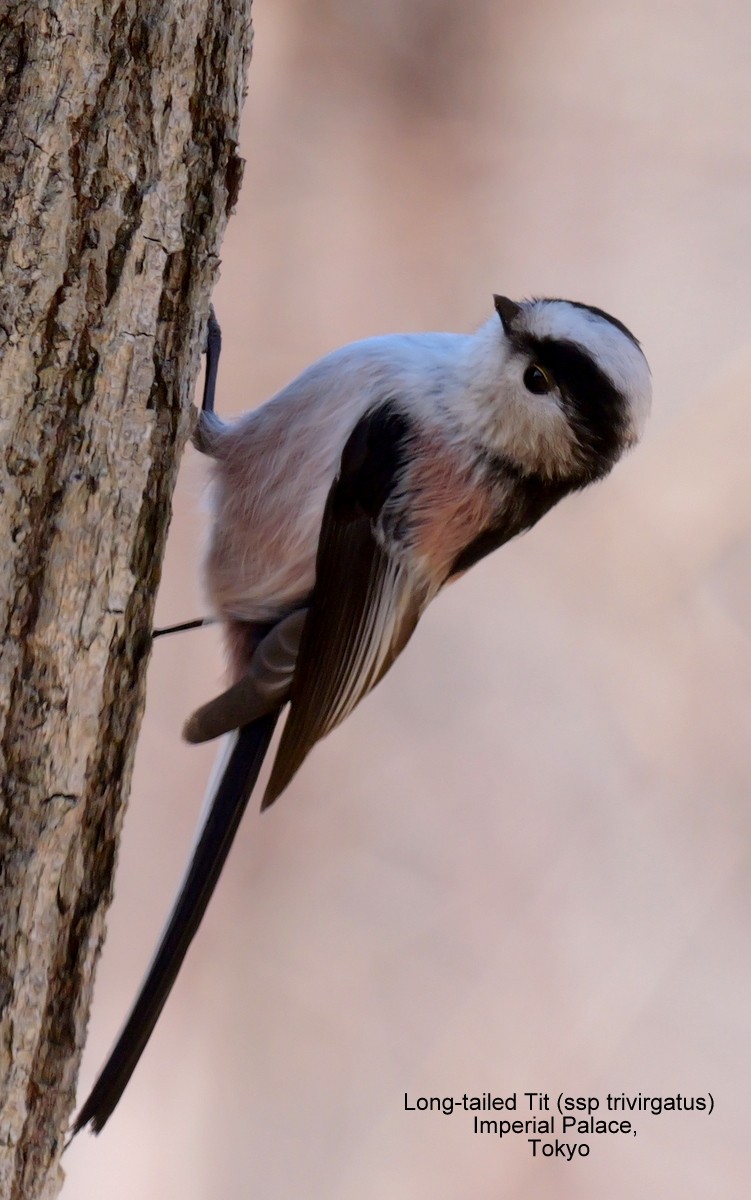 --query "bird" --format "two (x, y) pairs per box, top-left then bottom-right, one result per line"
(72, 294), (651, 1136)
